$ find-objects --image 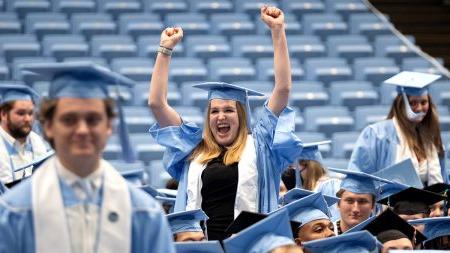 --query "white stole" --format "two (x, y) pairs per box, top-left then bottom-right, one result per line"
(32, 157), (132, 253)
(186, 134), (258, 218)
